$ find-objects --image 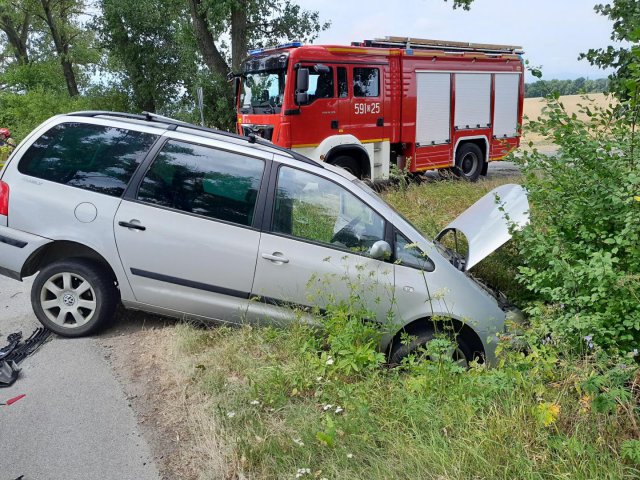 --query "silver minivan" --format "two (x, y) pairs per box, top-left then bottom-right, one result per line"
(0, 112), (527, 365)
